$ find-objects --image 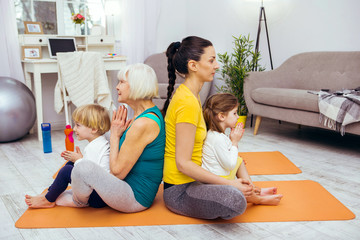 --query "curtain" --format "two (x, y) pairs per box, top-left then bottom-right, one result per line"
(120, 0), (161, 64)
(0, 0), (25, 82)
